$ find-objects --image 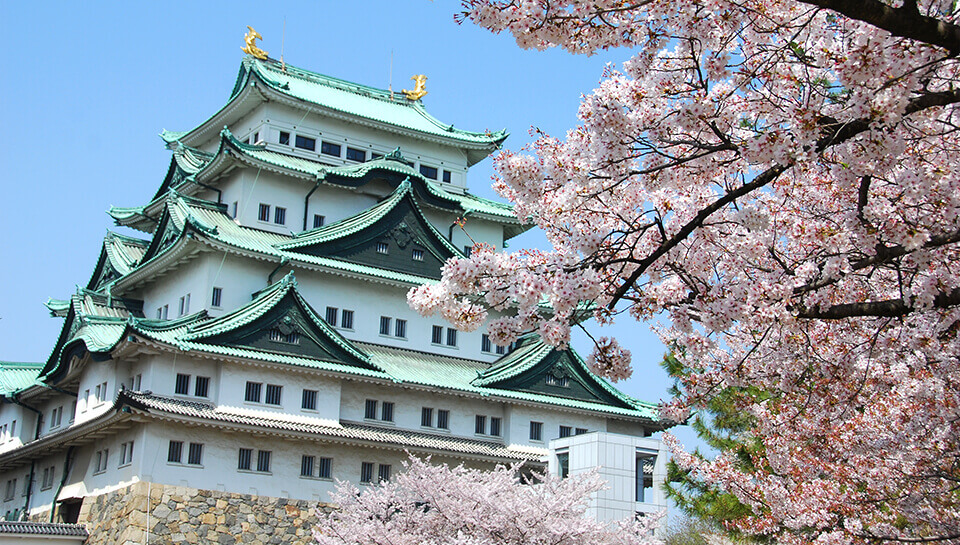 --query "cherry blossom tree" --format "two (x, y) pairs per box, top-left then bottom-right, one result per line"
(313, 457), (662, 545)
(409, 1), (960, 543)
